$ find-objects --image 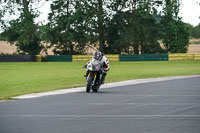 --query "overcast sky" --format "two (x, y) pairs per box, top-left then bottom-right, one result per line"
(37, 0), (200, 27)
(179, 0), (200, 26)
